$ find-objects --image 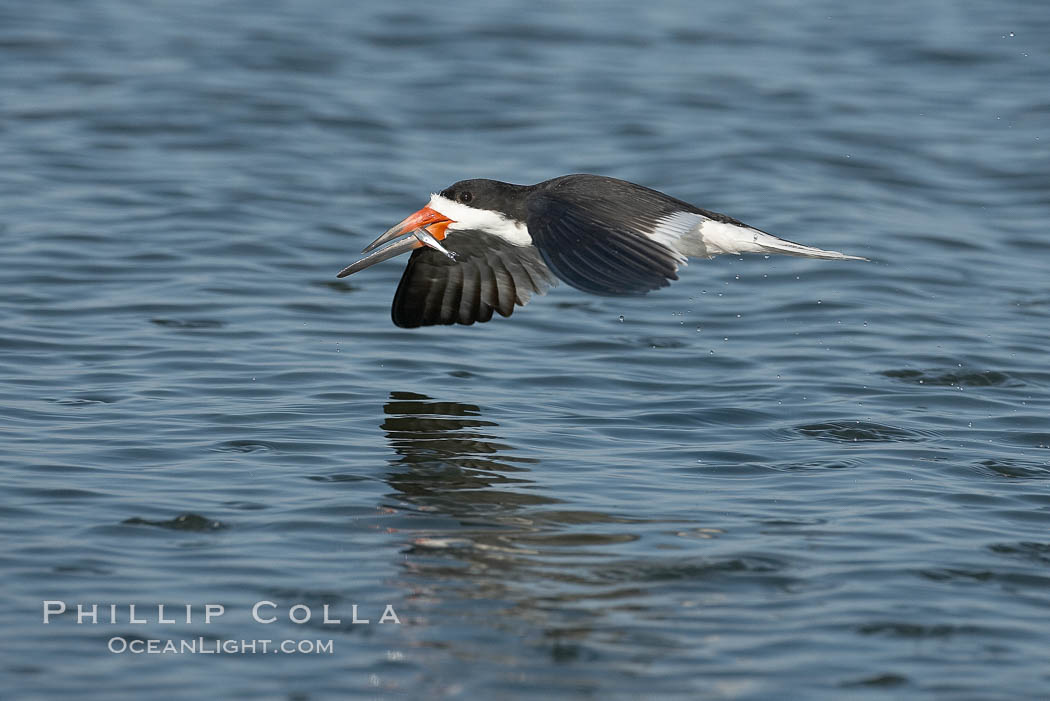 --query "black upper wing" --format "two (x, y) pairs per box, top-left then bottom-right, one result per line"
(391, 231), (556, 328)
(524, 175), (689, 296)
